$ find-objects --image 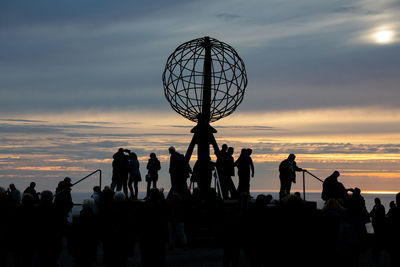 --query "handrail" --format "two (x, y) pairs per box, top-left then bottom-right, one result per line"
(55, 169), (102, 197)
(305, 170), (324, 183)
(301, 170), (323, 201)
